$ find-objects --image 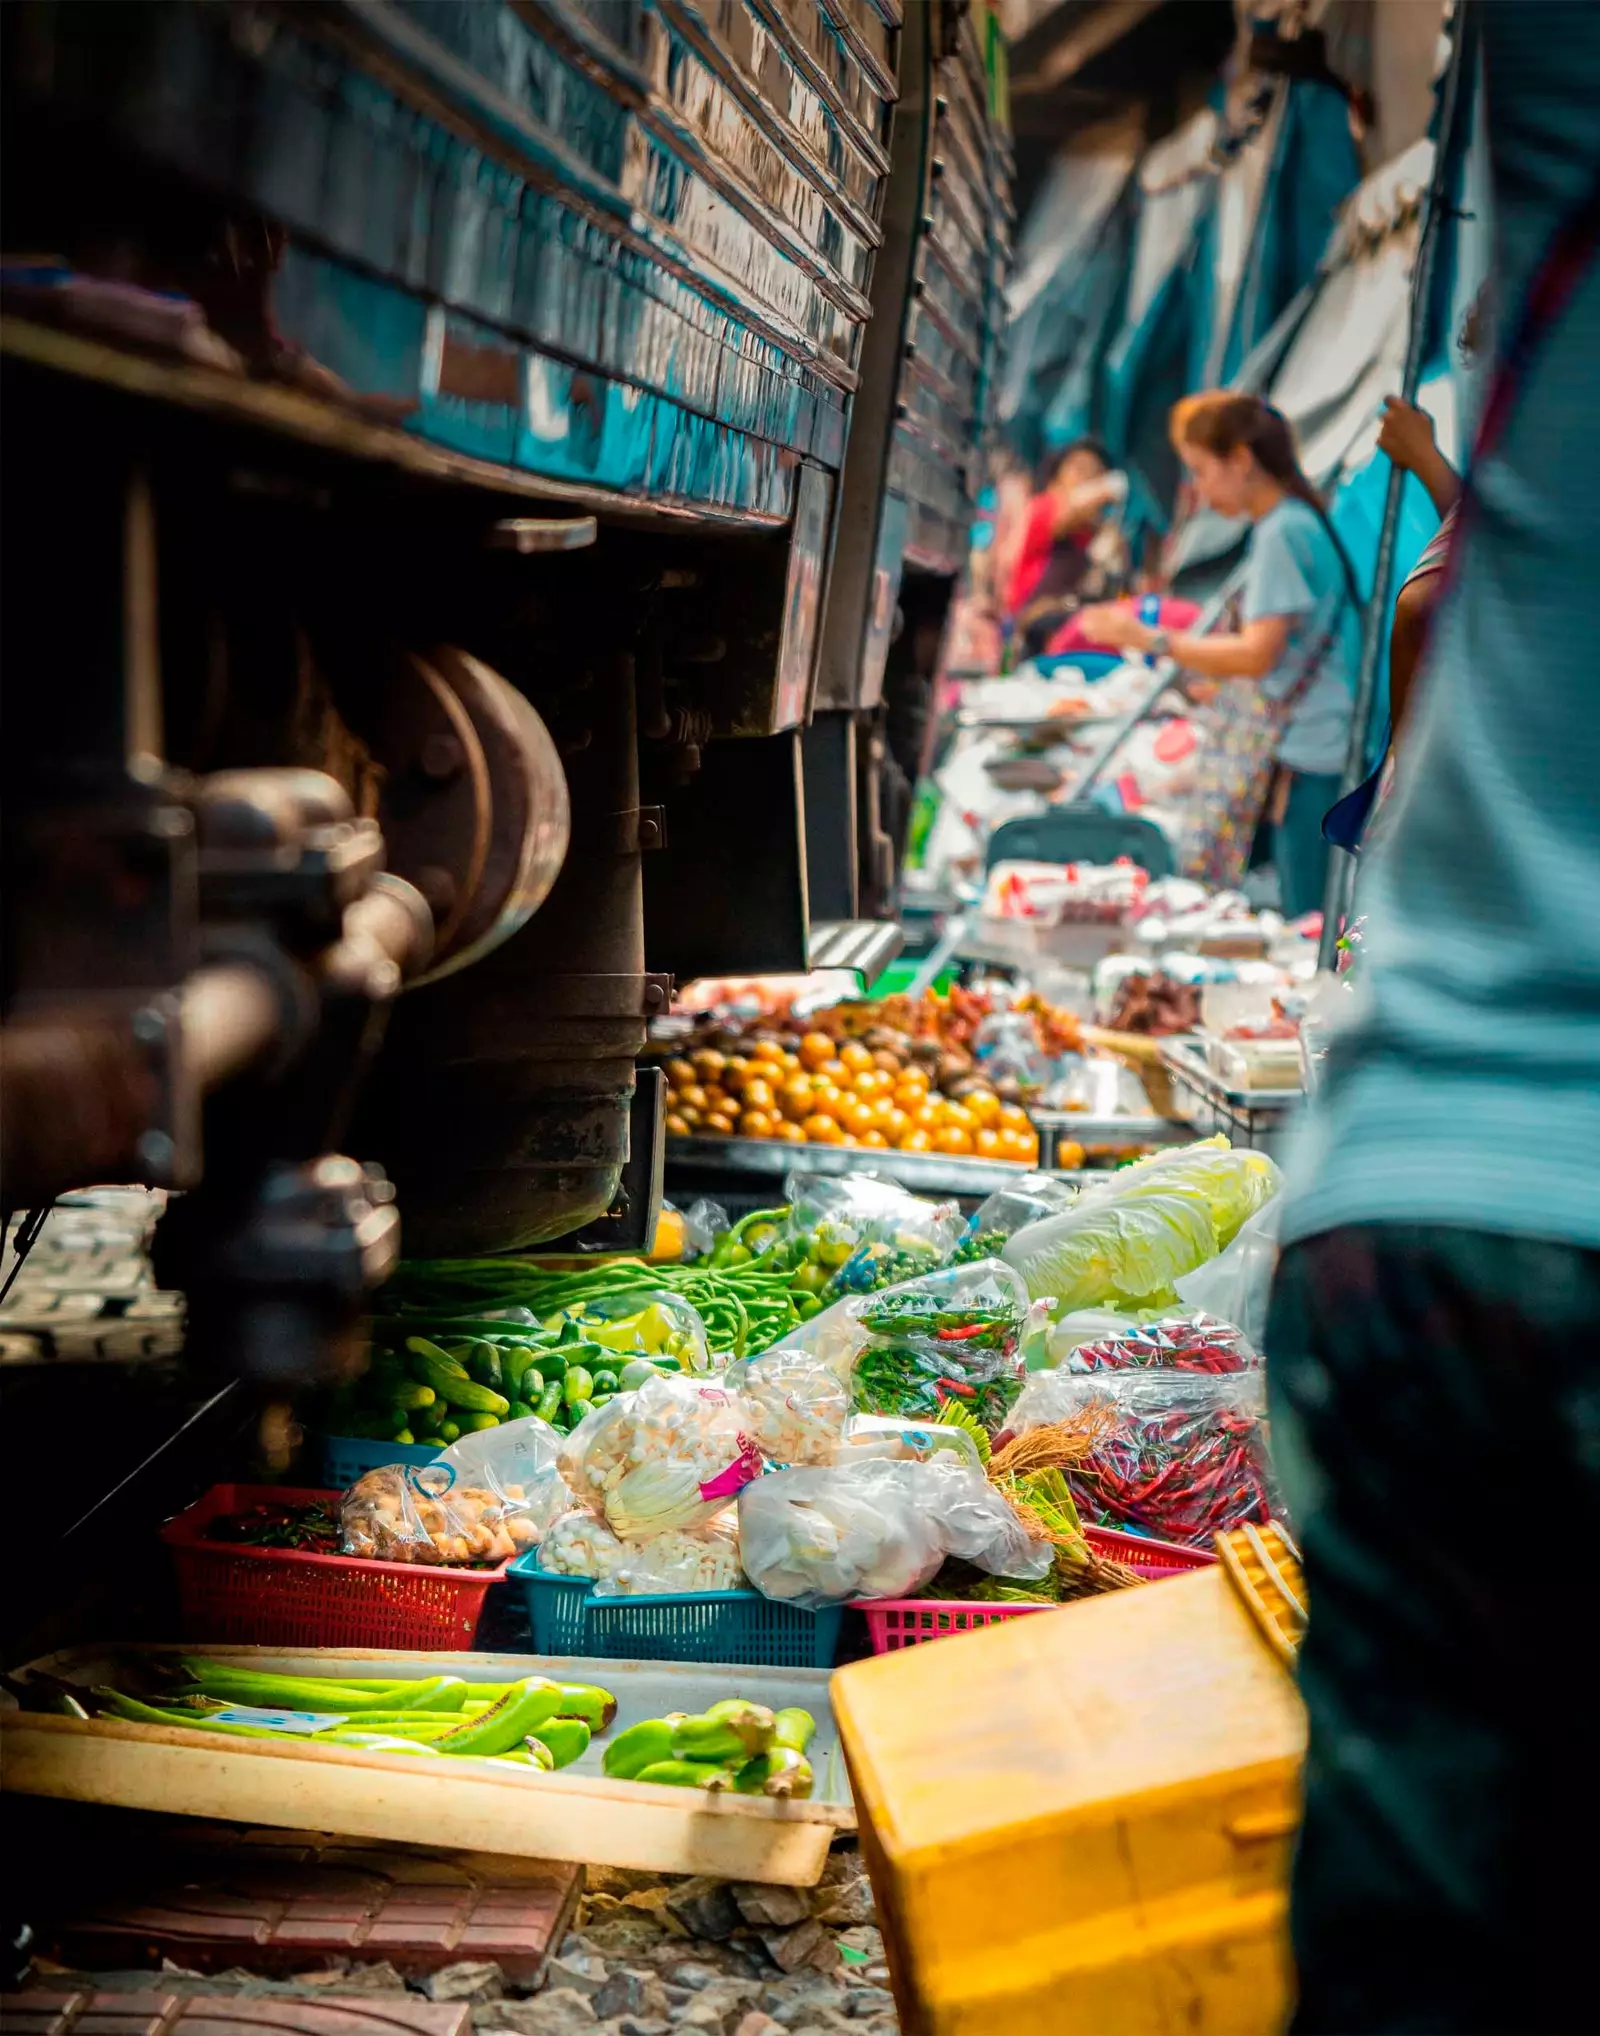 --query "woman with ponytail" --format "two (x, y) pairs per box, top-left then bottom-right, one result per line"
(1078, 391), (1361, 917)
